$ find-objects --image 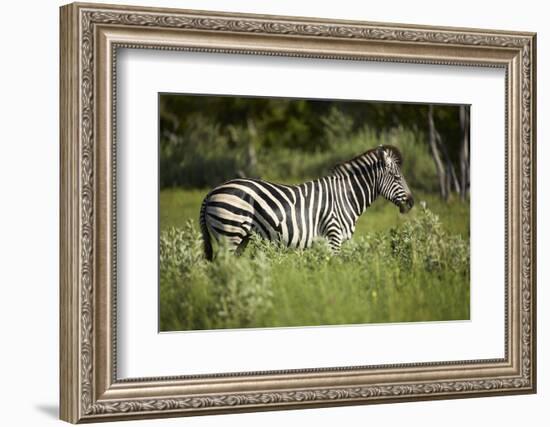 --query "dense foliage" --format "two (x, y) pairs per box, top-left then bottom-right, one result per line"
(159, 95), (467, 196)
(159, 206), (469, 331)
